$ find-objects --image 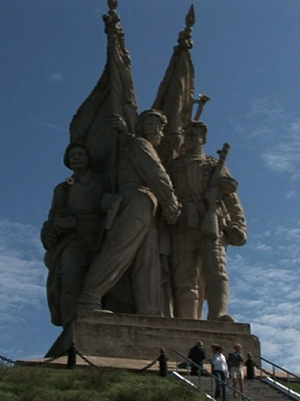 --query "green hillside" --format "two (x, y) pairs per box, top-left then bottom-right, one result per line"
(0, 365), (206, 401)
